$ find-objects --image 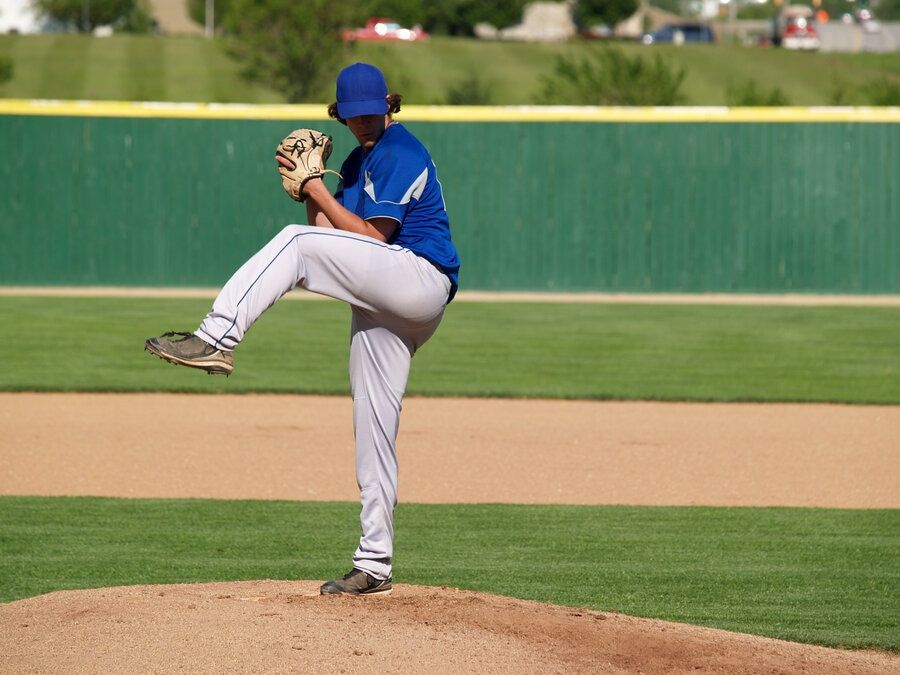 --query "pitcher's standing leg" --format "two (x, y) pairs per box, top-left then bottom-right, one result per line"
(348, 308), (416, 582)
